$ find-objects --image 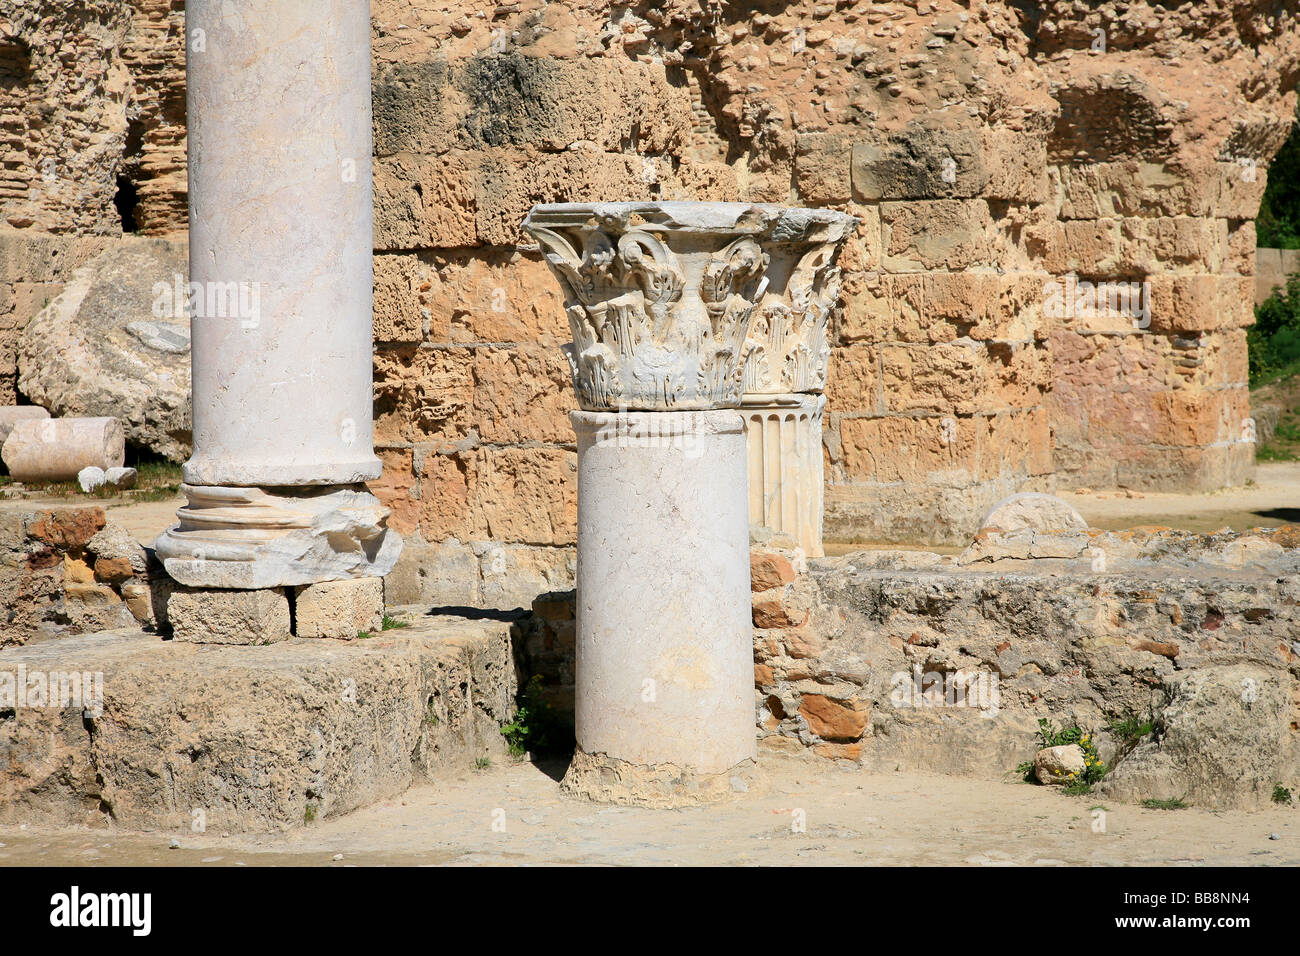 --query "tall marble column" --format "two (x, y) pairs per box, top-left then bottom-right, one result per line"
(740, 217), (854, 557)
(155, 0), (400, 589)
(524, 202), (847, 805)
